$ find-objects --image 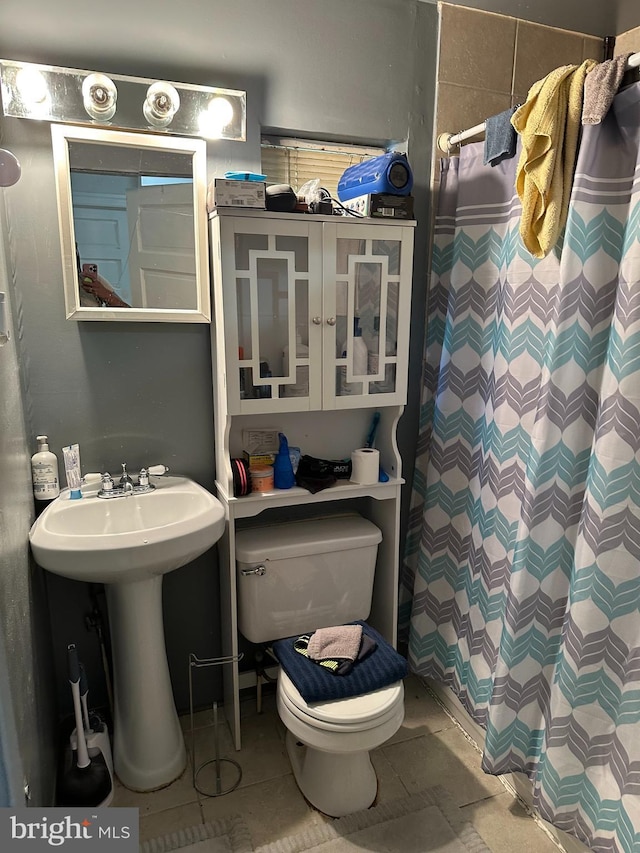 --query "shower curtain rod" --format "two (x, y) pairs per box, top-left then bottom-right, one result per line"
(437, 51), (640, 153)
